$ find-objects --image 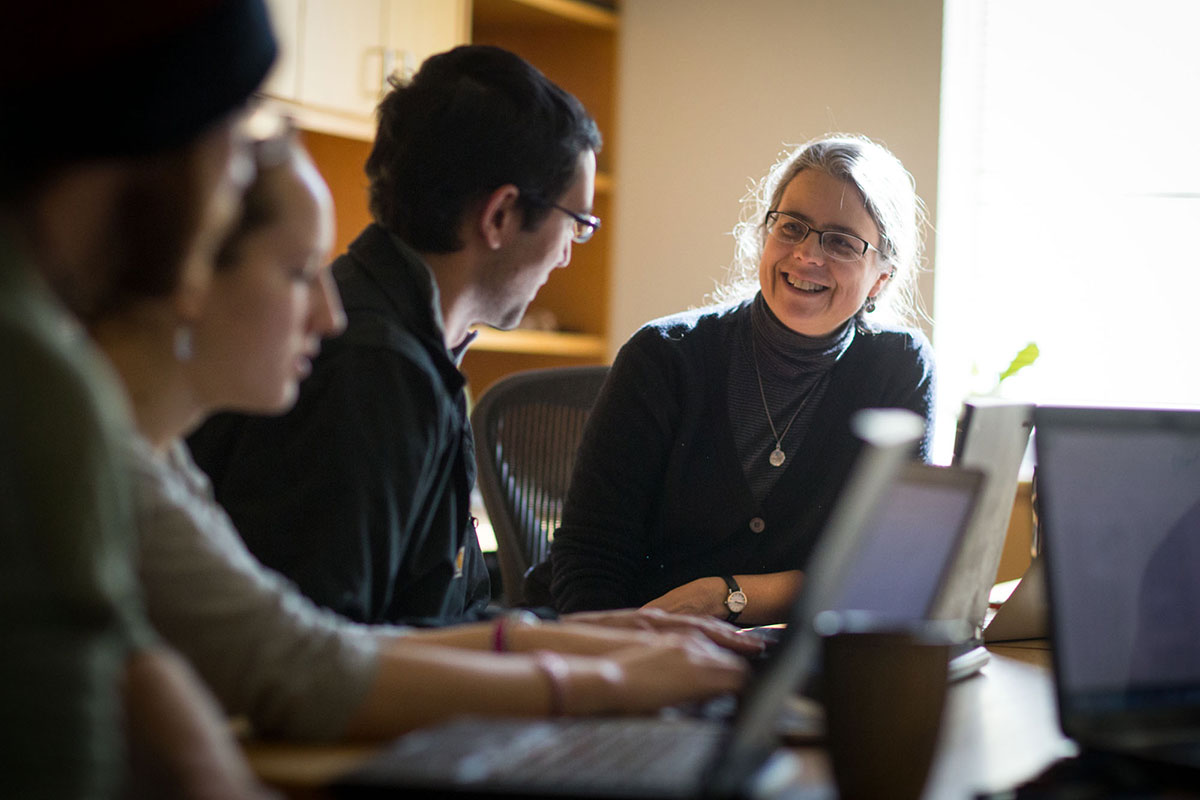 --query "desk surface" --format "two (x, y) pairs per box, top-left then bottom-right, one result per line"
(244, 642), (1074, 799)
(924, 642), (1074, 799)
